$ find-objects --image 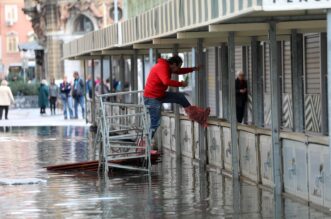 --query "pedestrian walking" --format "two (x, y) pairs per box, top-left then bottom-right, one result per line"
(144, 55), (210, 138)
(0, 80), (14, 120)
(38, 79), (49, 115)
(86, 74), (93, 99)
(72, 71), (85, 119)
(60, 76), (74, 119)
(49, 78), (59, 115)
(95, 80), (110, 95)
(235, 70), (248, 123)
